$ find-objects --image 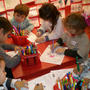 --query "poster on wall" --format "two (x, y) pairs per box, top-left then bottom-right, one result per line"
(71, 3), (82, 12)
(21, 0), (35, 4)
(5, 0), (20, 10)
(0, 13), (6, 18)
(65, 0), (71, 6)
(35, 0), (49, 4)
(7, 11), (14, 20)
(71, 0), (81, 3)
(0, 1), (5, 12)
(82, 0), (90, 4)
(83, 5), (90, 16)
(30, 17), (39, 27)
(29, 6), (38, 17)
(59, 9), (65, 18)
(51, 0), (65, 9)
